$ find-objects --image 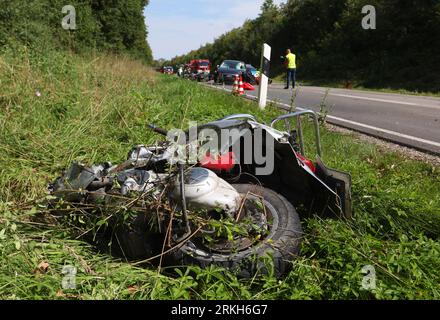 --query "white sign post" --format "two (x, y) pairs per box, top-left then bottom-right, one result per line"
(258, 43), (271, 110)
